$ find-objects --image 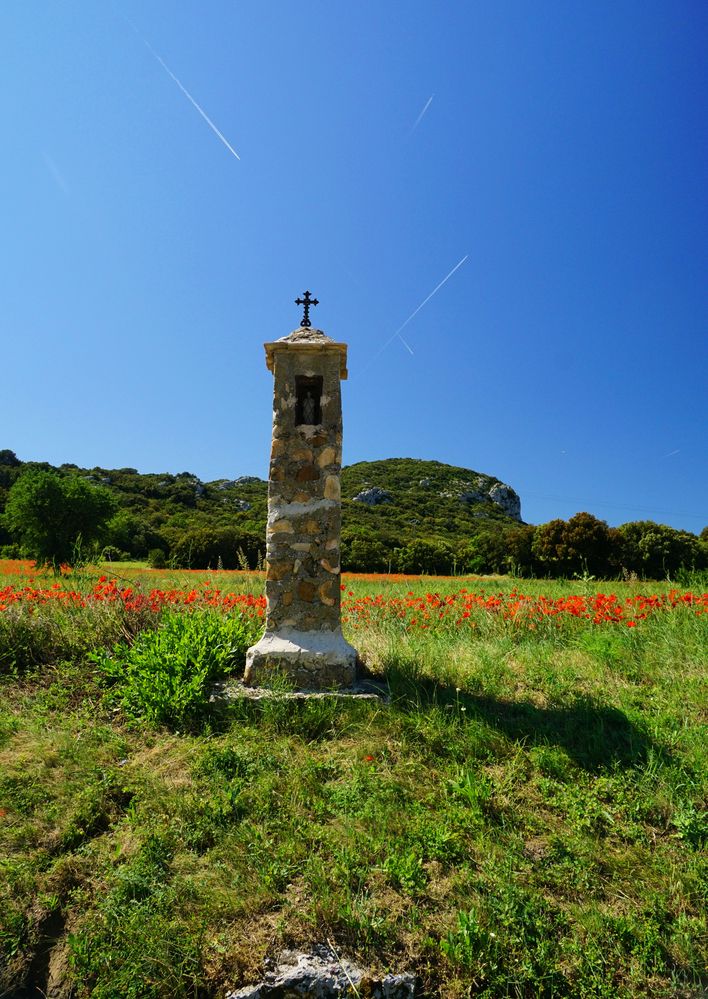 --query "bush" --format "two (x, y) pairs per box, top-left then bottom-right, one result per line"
(104, 510), (162, 560)
(394, 538), (455, 575)
(101, 545), (129, 563)
(617, 521), (705, 579)
(341, 536), (392, 573)
(461, 527), (534, 575)
(171, 528), (264, 570)
(94, 610), (260, 727)
(0, 449), (21, 467)
(2, 469), (115, 568)
(0, 544), (23, 559)
(148, 548), (167, 569)
(533, 513), (612, 577)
